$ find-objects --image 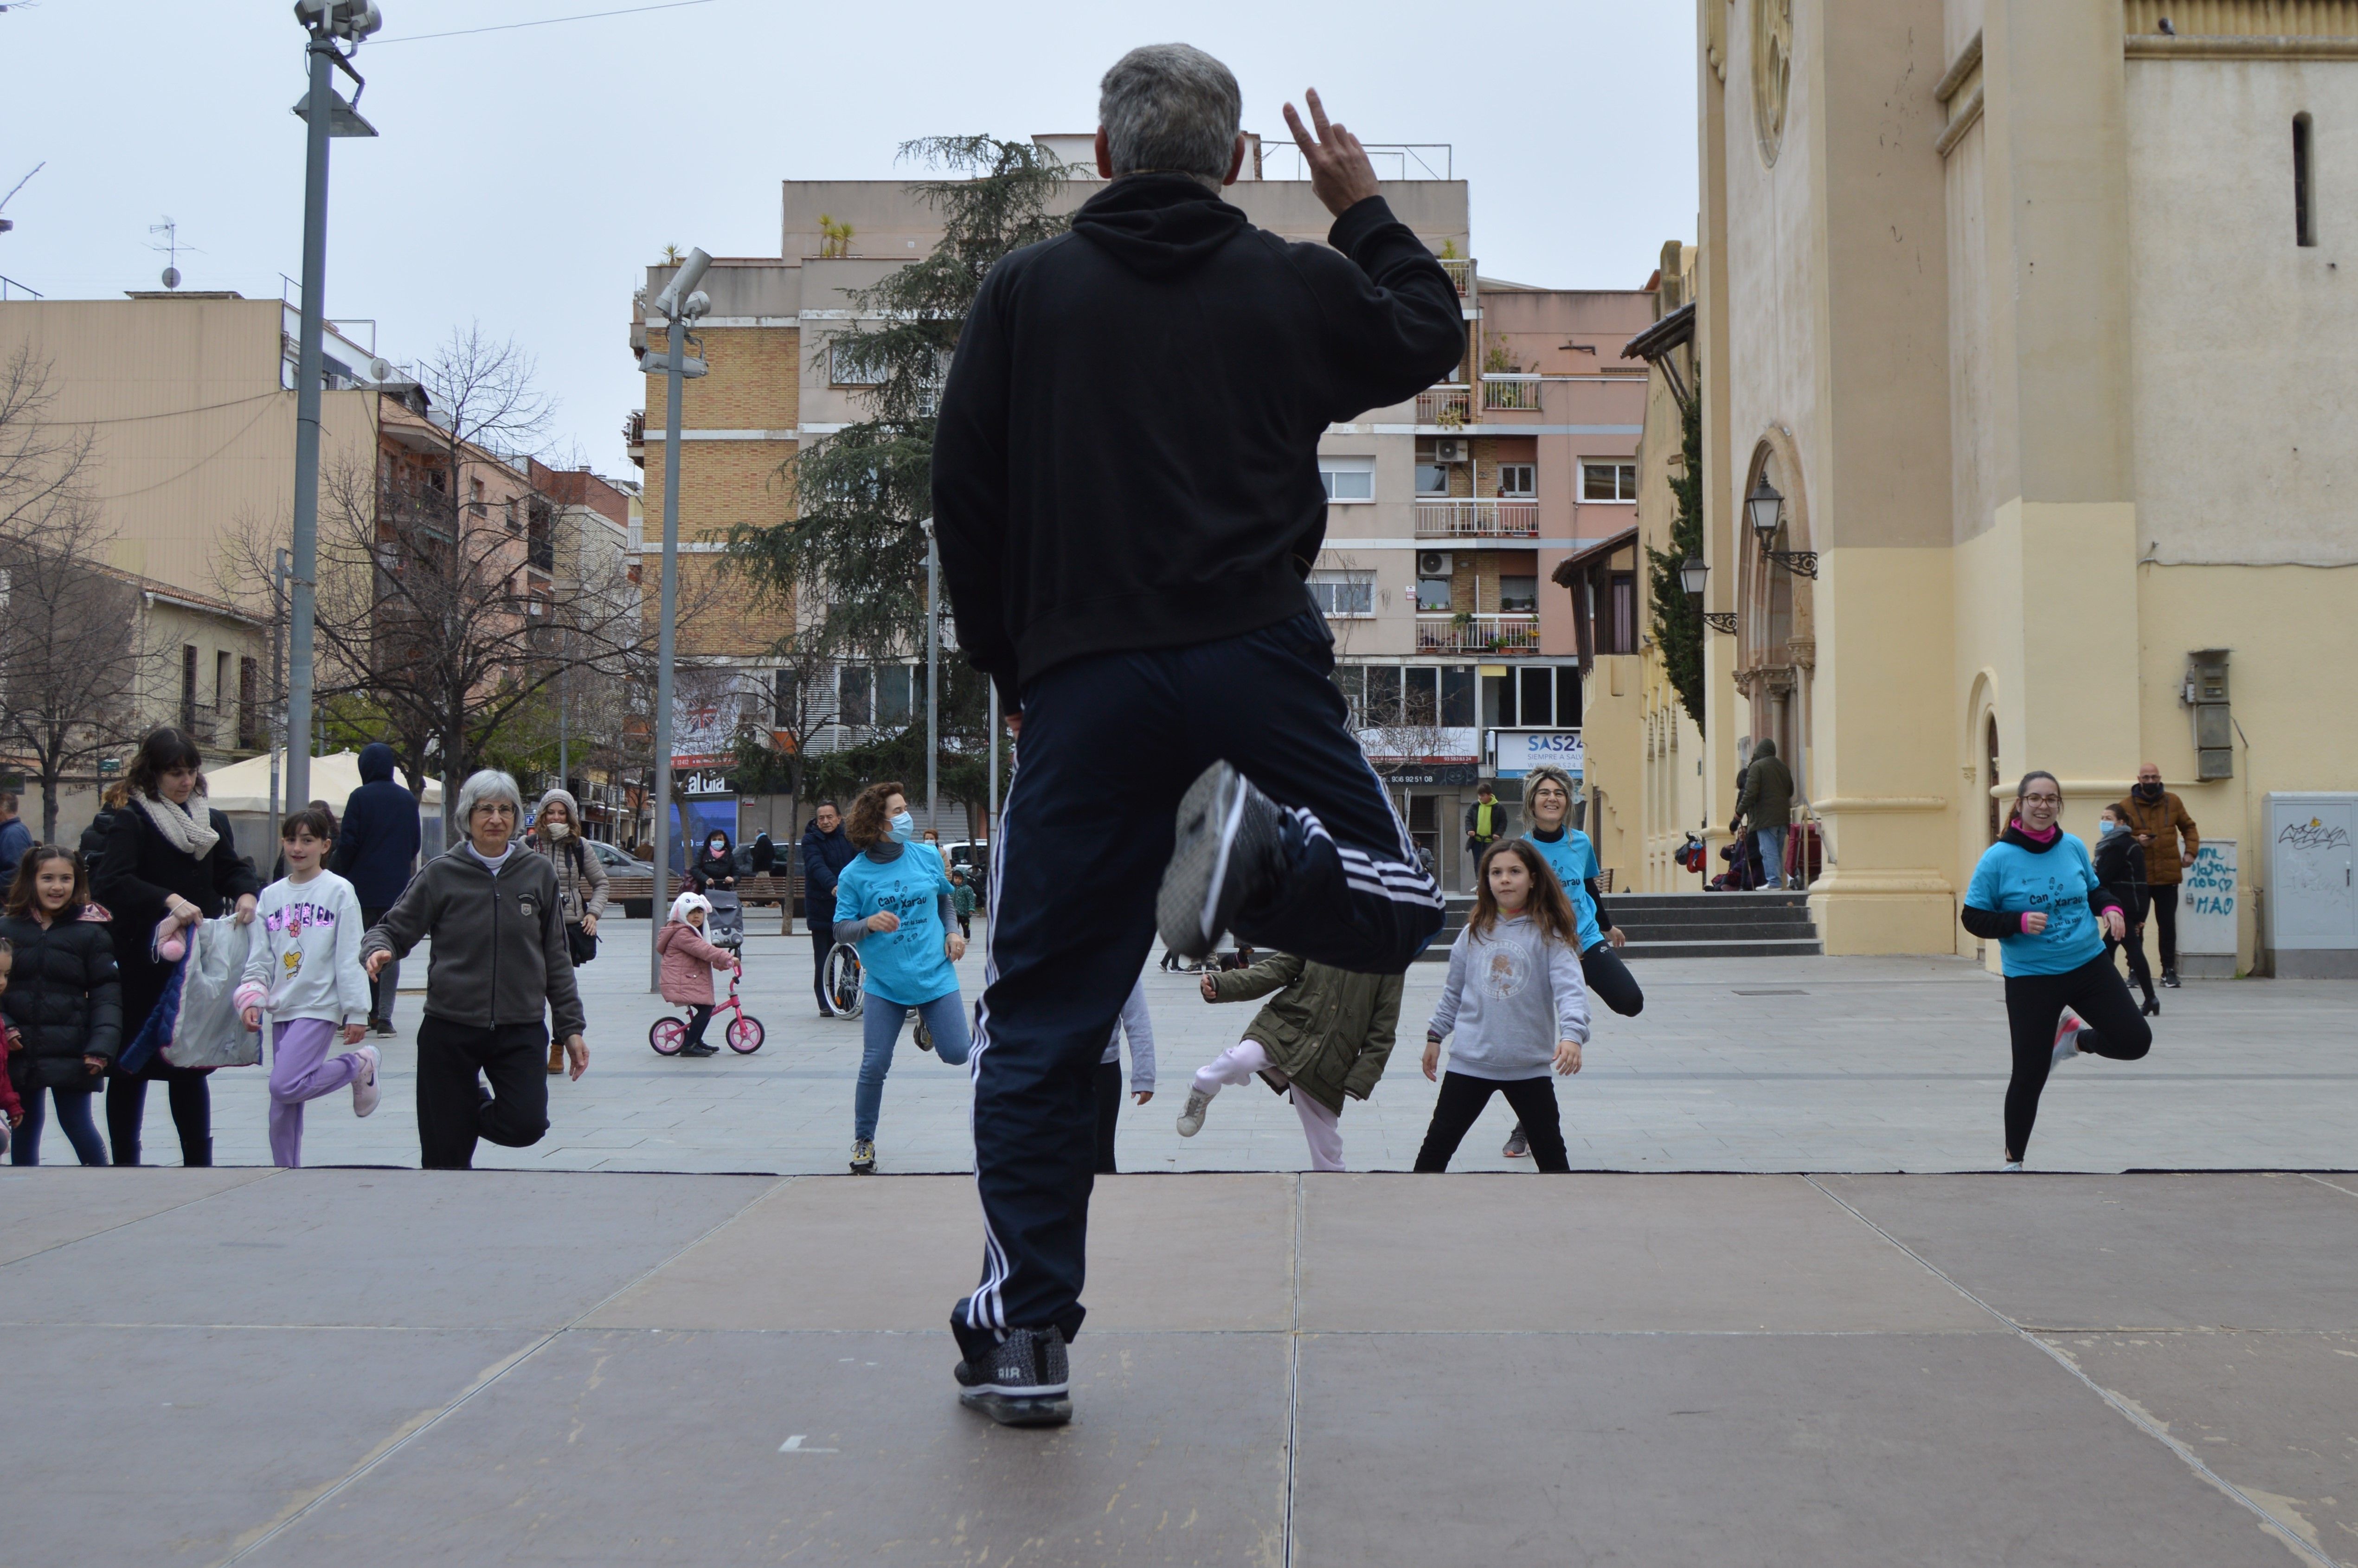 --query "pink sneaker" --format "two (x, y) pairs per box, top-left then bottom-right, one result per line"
(2051, 1014), (2085, 1070)
(350, 1045), (382, 1118)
